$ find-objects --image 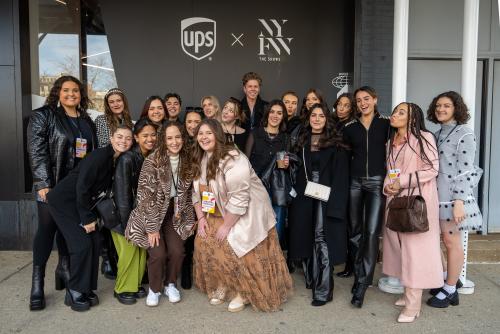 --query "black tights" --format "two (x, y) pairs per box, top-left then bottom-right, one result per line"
(32, 201), (68, 266)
